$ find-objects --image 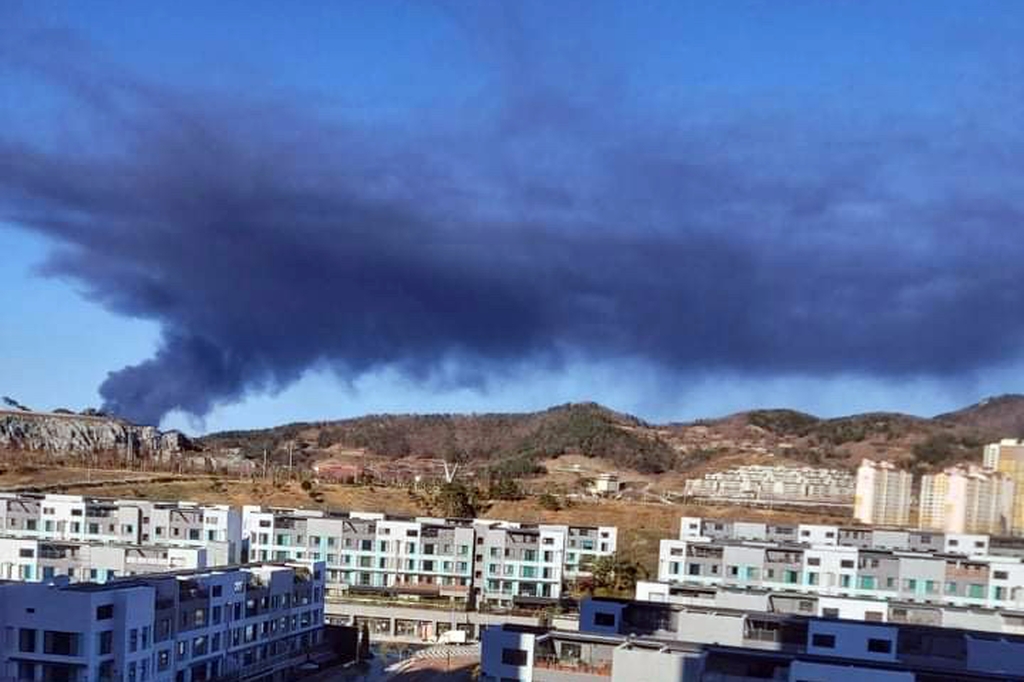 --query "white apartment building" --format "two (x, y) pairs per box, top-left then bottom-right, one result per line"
(0, 494), (243, 565)
(854, 459), (913, 526)
(242, 506), (616, 606)
(919, 465), (1015, 535)
(243, 507), (477, 600)
(0, 536), (205, 583)
(684, 465), (854, 505)
(0, 561), (326, 682)
(656, 534), (1024, 611)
